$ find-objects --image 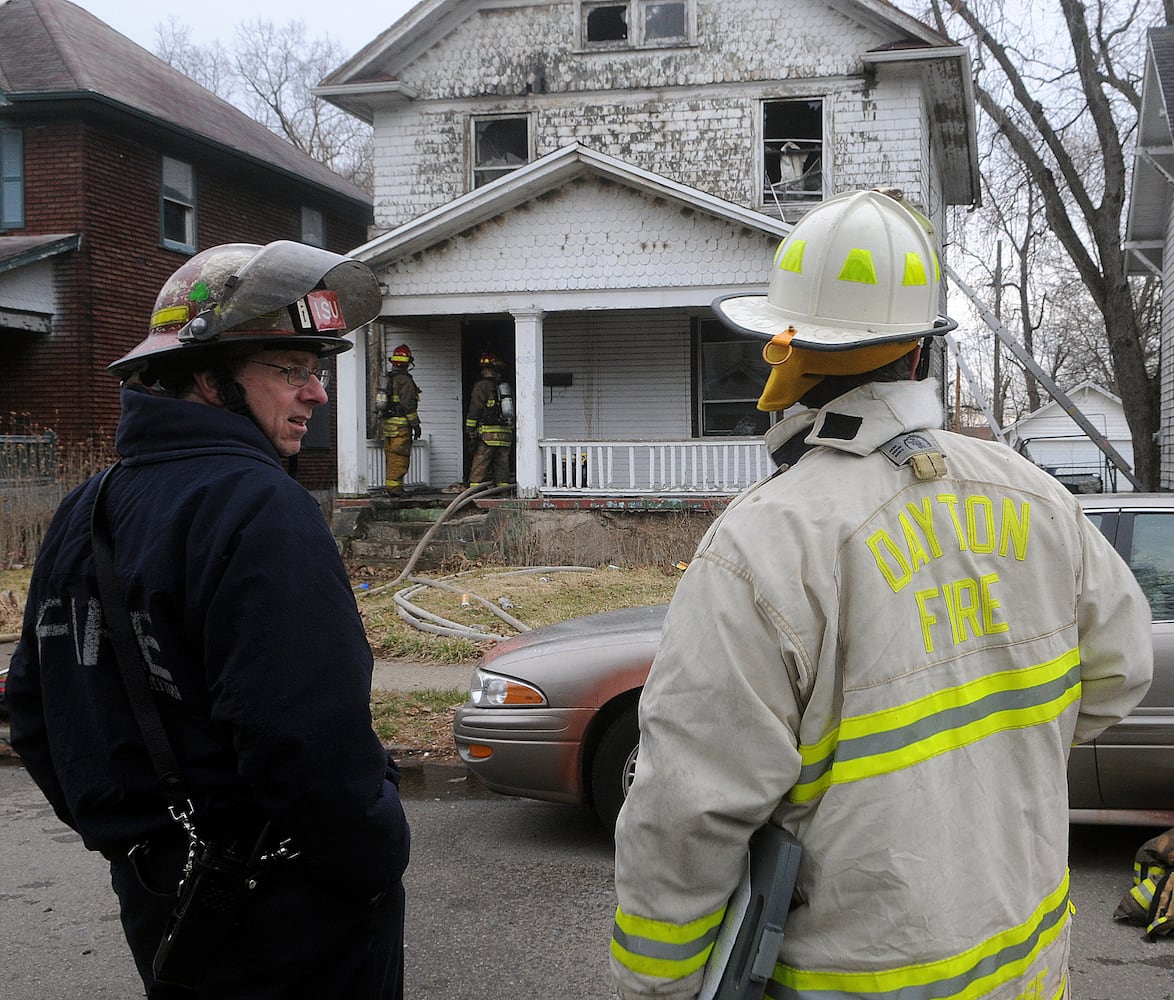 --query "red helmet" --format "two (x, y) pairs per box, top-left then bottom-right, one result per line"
(109, 241), (381, 379)
(478, 352), (504, 371)
(389, 344), (414, 365)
